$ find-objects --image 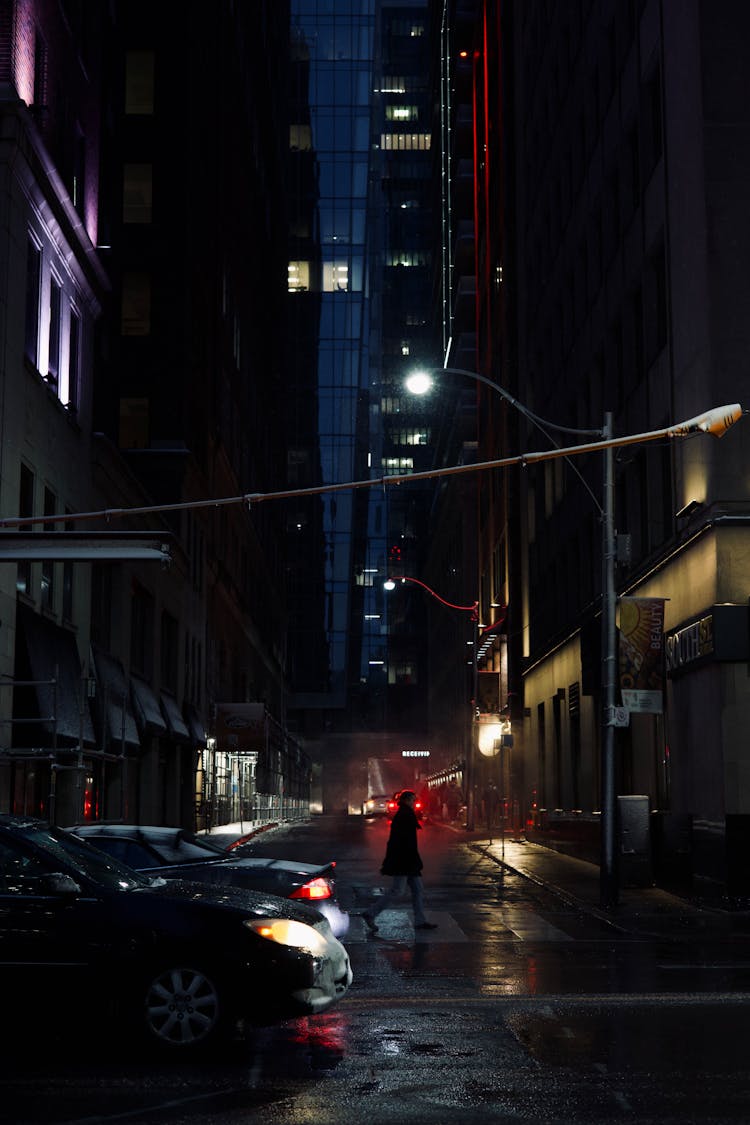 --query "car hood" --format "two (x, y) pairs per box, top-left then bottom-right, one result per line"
(135, 875), (326, 926)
